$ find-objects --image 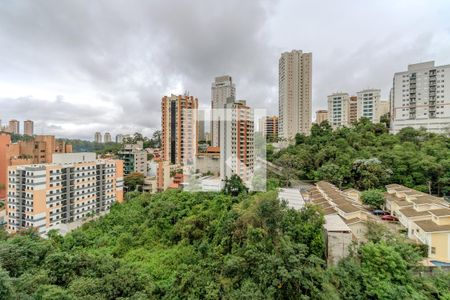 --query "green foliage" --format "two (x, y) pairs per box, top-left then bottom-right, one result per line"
(223, 174), (248, 196)
(328, 222), (448, 299)
(271, 121), (450, 195)
(0, 191), (448, 299)
(124, 172), (145, 192)
(0, 267), (15, 300)
(58, 138), (121, 154)
(0, 190), (331, 299)
(361, 189), (385, 208)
